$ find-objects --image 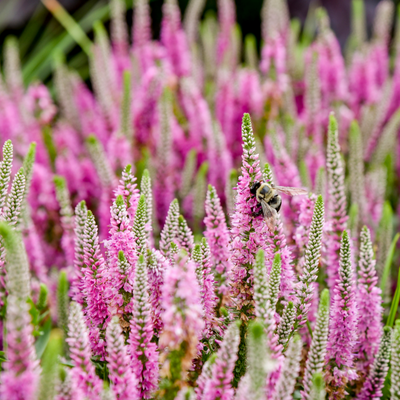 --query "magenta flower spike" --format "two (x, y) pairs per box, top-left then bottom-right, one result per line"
(356, 226), (383, 374)
(83, 210), (110, 357)
(104, 195), (137, 313)
(204, 184), (232, 295)
(55, 369), (85, 400)
(263, 164), (296, 302)
(86, 135), (116, 240)
(129, 254), (159, 398)
(207, 120), (233, 196)
(294, 195), (325, 330)
(356, 326), (391, 400)
(66, 302), (103, 400)
(192, 238), (219, 337)
(110, 0), (129, 57)
(147, 249), (169, 334)
(113, 164), (140, 223)
(303, 49), (323, 141)
(314, 11), (348, 109)
(154, 94), (175, 225)
(201, 321), (240, 400)
(159, 249), (204, 375)
(54, 175), (75, 267)
(133, 0), (151, 49)
(325, 114), (348, 289)
(264, 132), (303, 234)
(325, 231), (358, 398)
(229, 113), (269, 321)
(72, 200), (88, 305)
(0, 295), (40, 400)
(260, 34), (288, 89)
(216, 0), (236, 67)
(180, 77), (213, 155)
(215, 72), (237, 158)
(294, 195), (317, 264)
(160, 0), (191, 77)
(106, 316), (138, 400)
